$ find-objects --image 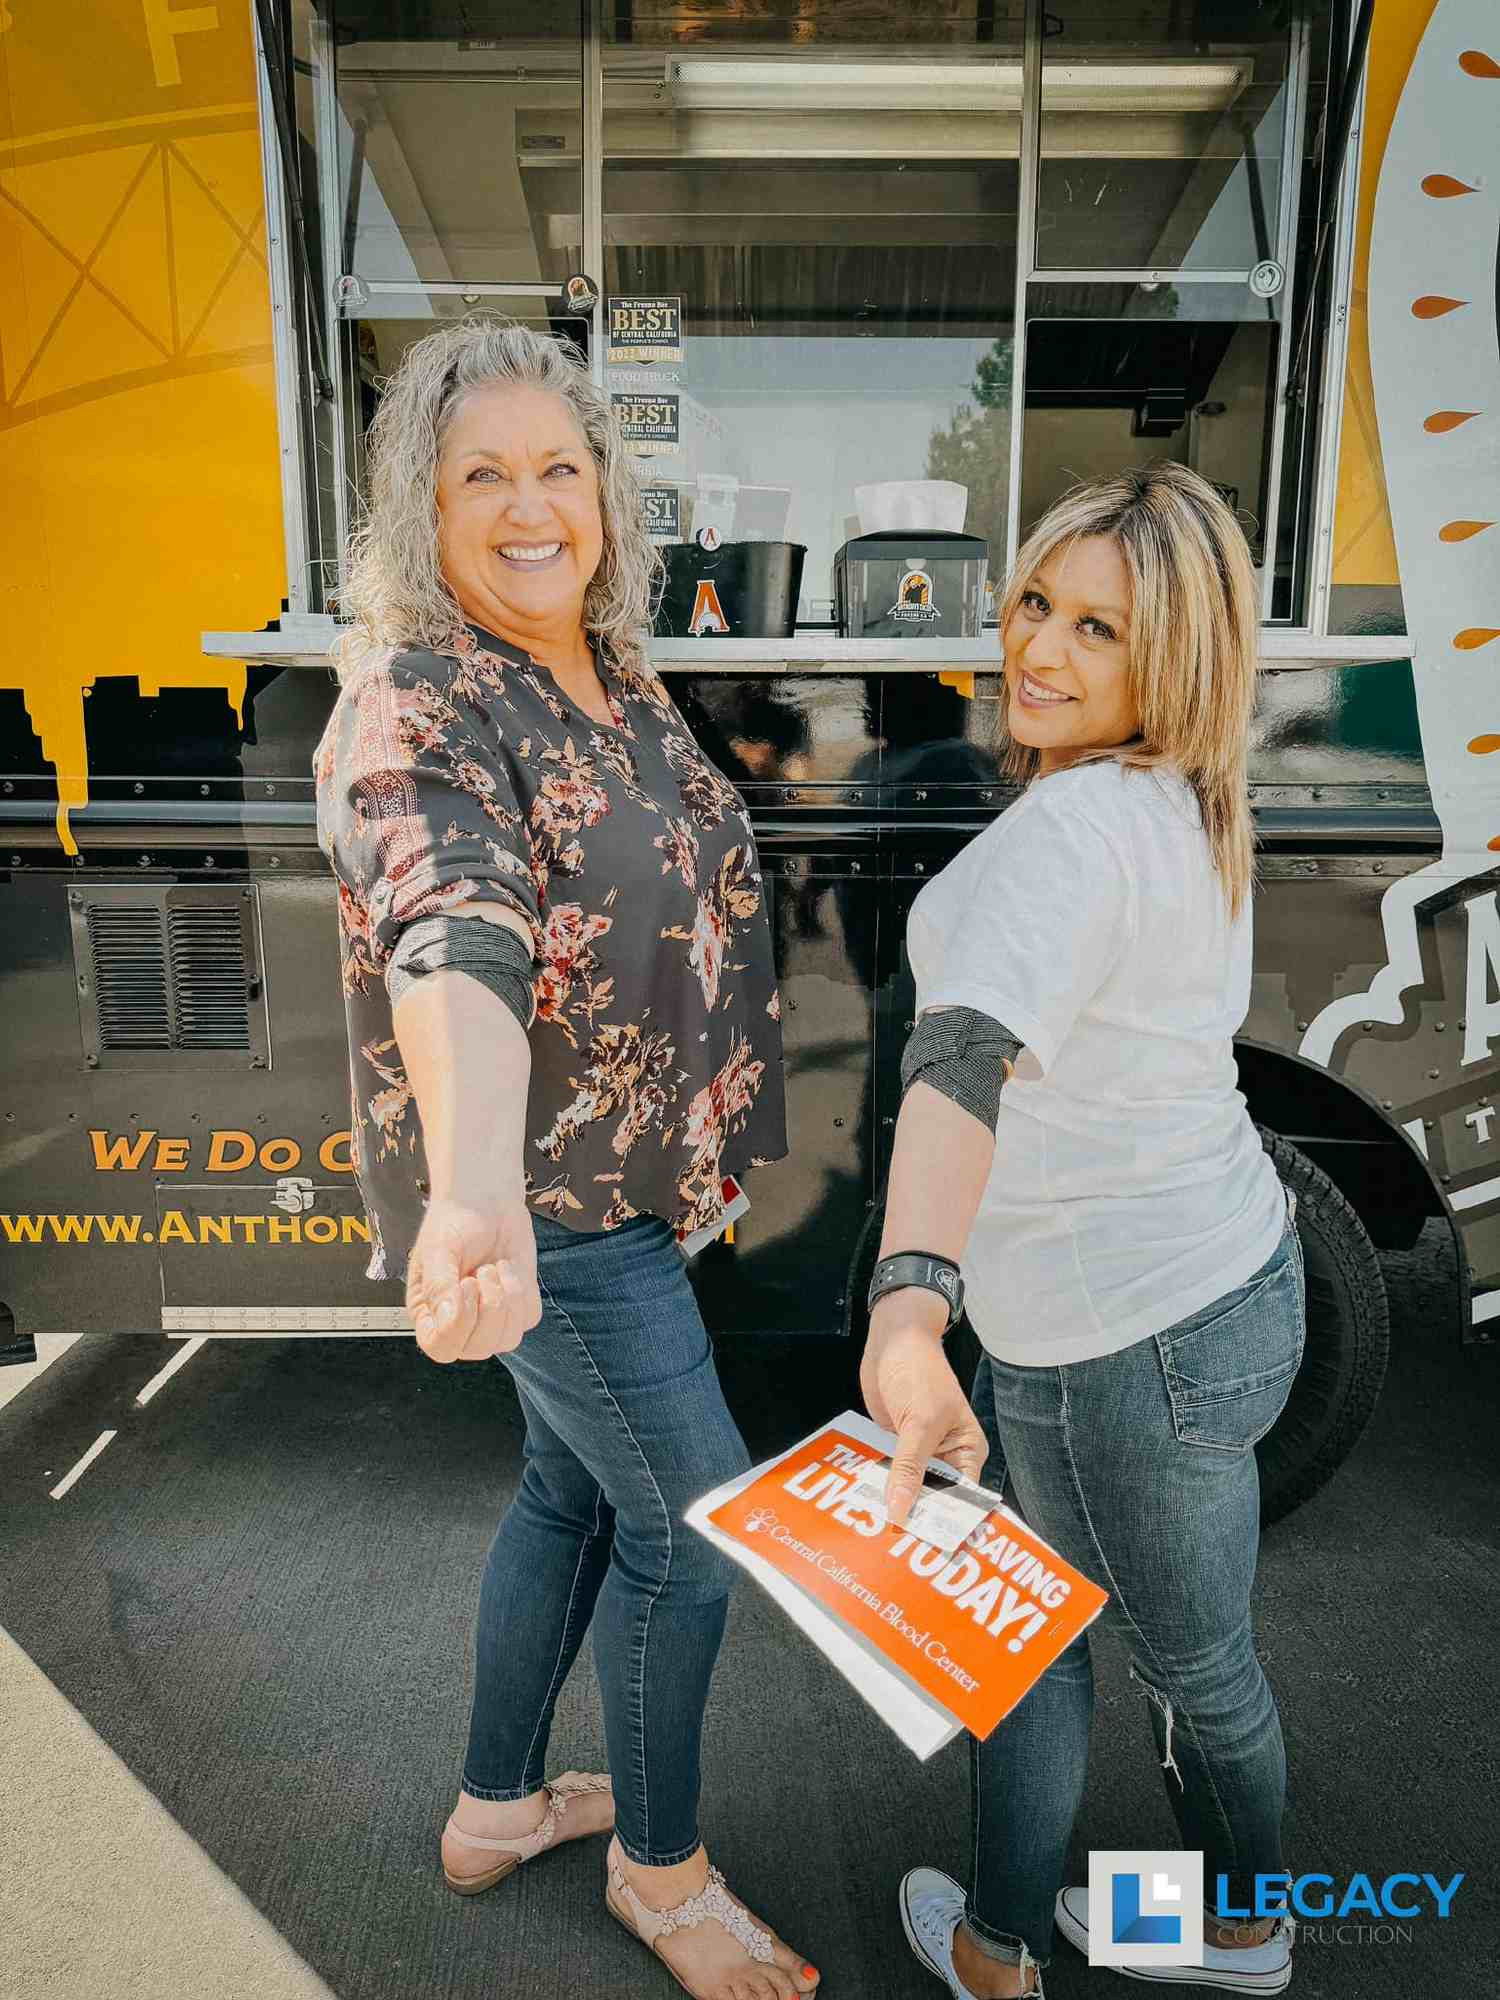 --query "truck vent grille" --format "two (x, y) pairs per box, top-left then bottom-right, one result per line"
(167, 904), (251, 1048)
(72, 886), (267, 1069)
(87, 904), (173, 1048)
